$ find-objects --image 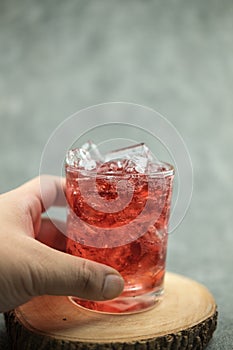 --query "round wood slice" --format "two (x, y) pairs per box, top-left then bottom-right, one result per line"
(4, 273), (217, 350)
